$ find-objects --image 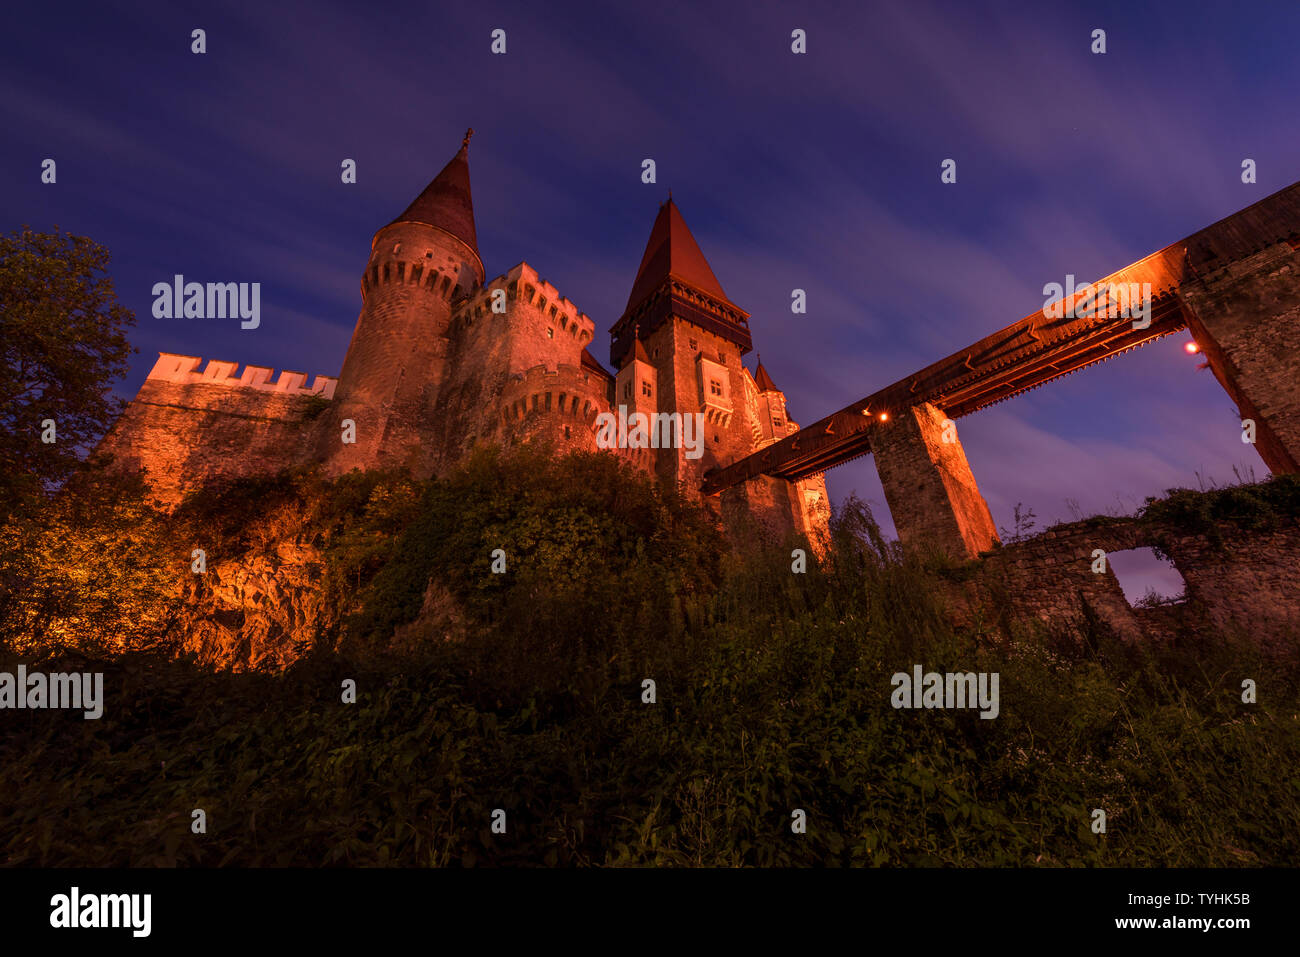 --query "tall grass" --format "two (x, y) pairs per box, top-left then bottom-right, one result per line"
(0, 448), (1296, 866)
